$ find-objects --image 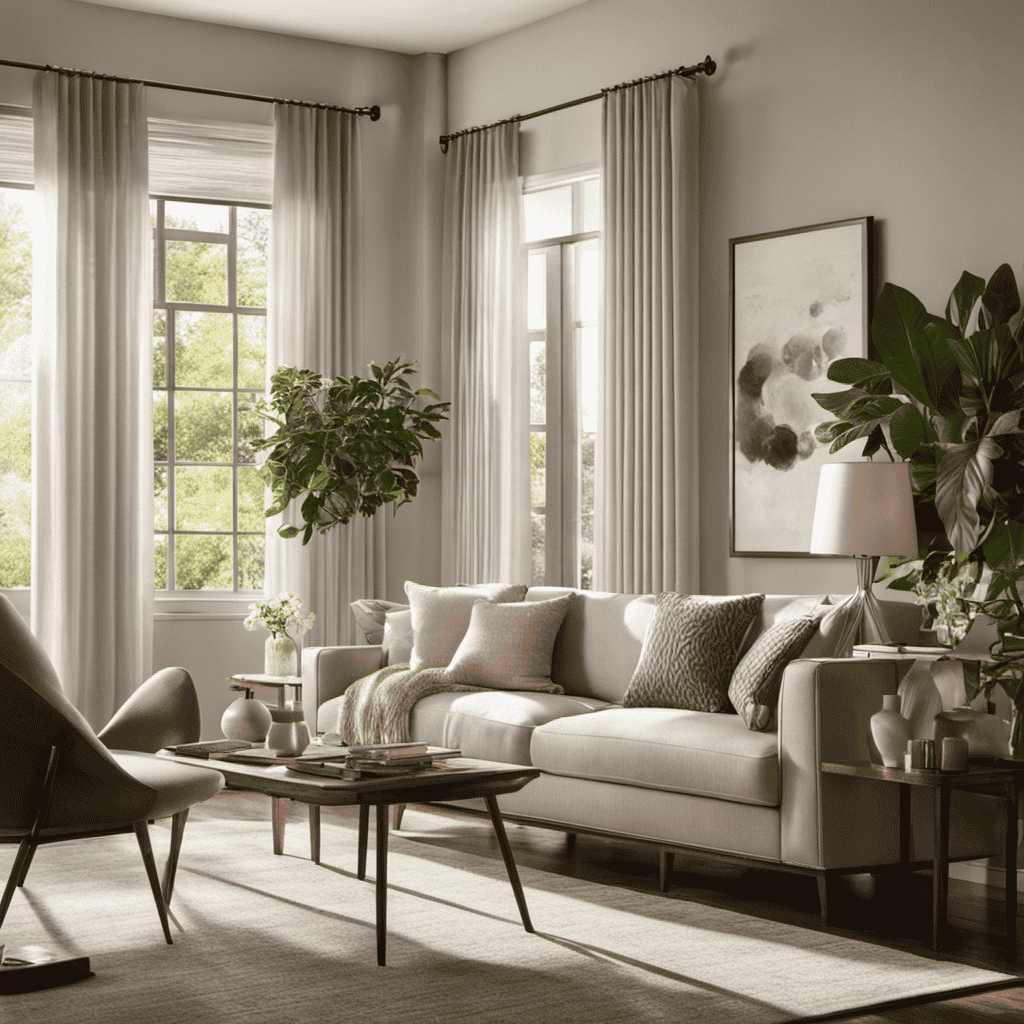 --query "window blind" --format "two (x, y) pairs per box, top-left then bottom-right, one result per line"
(0, 105), (33, 185)
(148, 118), (273, 206)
